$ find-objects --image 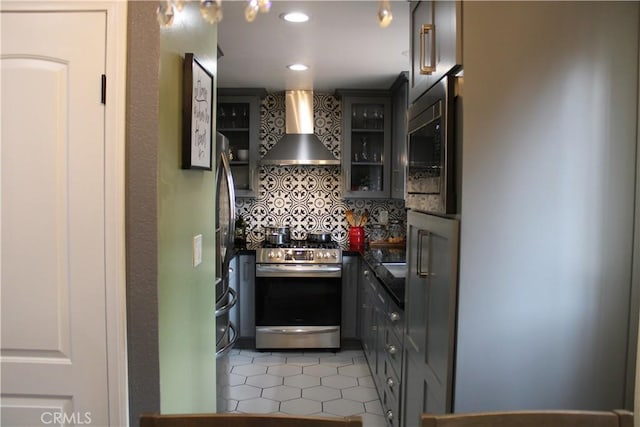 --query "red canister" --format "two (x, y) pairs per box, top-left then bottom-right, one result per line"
(349, 226), (365, 252)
